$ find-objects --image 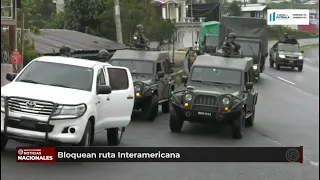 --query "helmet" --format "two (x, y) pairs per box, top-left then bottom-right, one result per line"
(98, 49), (110, 58)
(227, 32), (236, 39)
(136, 24), (144, 30)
